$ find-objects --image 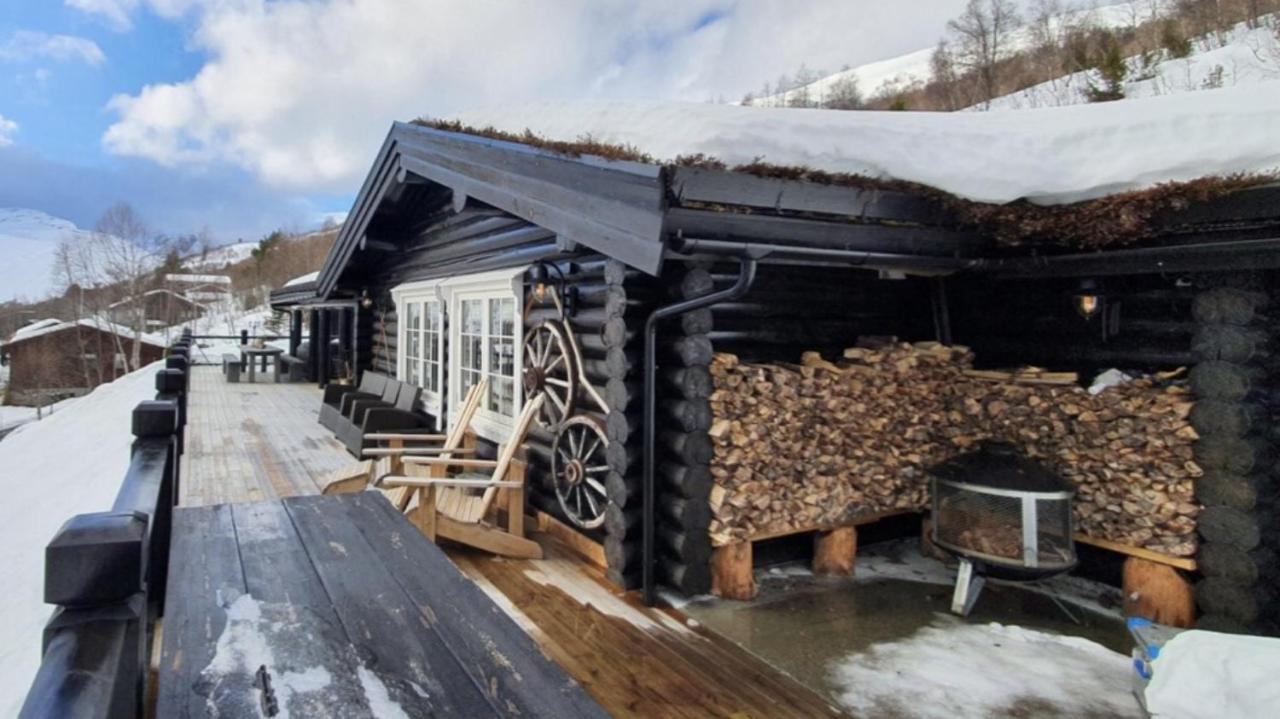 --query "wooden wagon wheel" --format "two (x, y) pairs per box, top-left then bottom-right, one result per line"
(522, 320), (578, 428)
(551, 415), (609, 530)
